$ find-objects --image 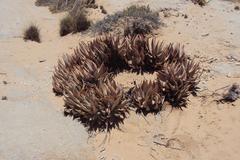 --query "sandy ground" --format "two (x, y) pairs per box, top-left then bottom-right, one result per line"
(1, 0), (240, 160)
(0, 1), (94, 160)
